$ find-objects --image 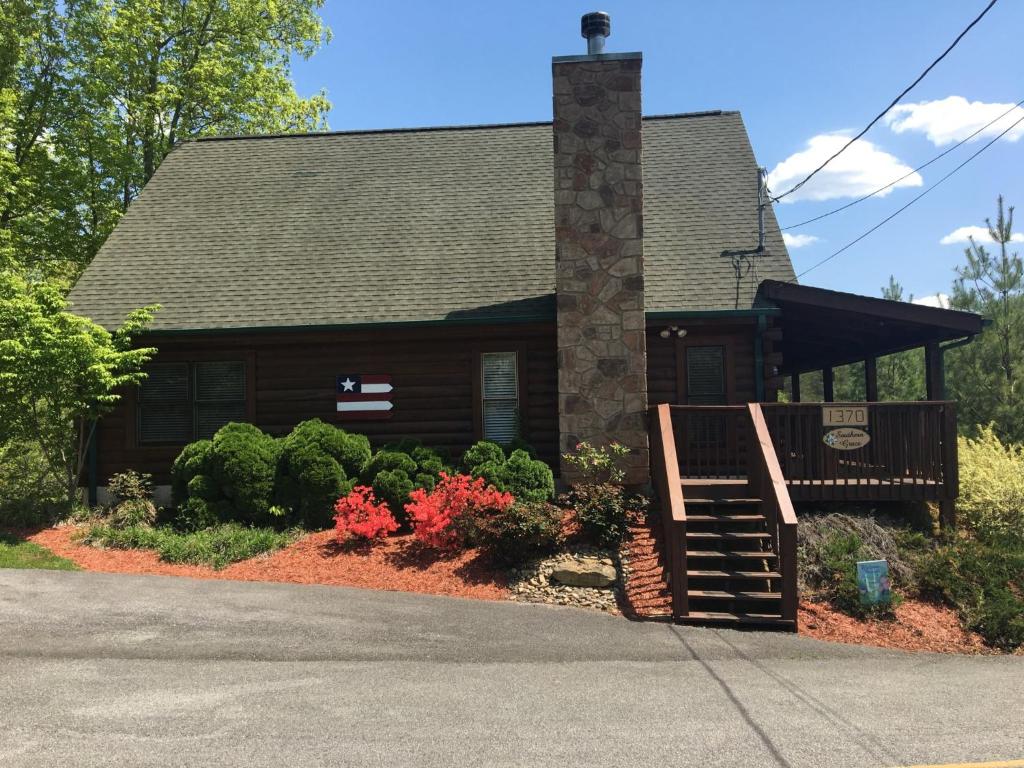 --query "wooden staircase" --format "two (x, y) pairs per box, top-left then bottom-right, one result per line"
(649, 403), (799, 631)
(680, 497), (791, 628)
